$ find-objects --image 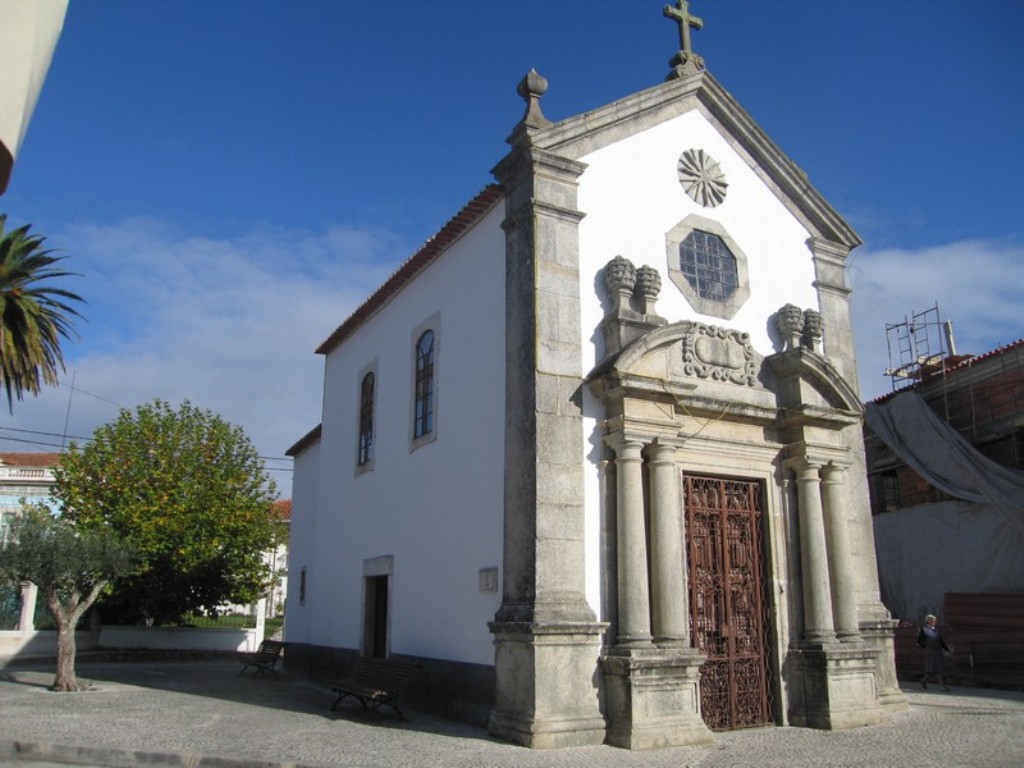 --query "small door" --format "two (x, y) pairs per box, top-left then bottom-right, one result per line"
(363, 574), (389, 658)
(685, 474), (772, 730)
